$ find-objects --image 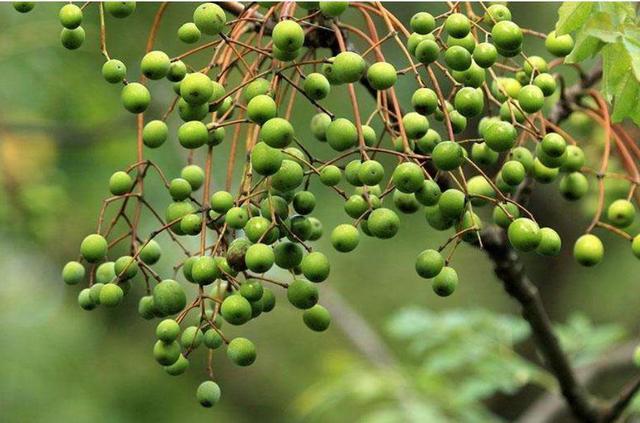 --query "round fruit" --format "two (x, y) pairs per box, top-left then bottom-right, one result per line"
(121, 83), (150, 113)
(80, 234), (108, 263)
(518, 85), (545, 113)
(191, 256), (220, 285)
(541, 133), (567, 158)
(105, 1), (136, 18)
(367, 62), (397, 90)
(62, 261), (85, 285)
(271, 159), (303, 191)
(438, 189), (466, 218)
(193, 3), (226, 35)
(99, 283), (124, 307)
(445, 13), (470, 38)
(536, 227), (562, 256)
(165, 354), (189, 376)
(180, 72), (213, 105)
(153, 340), (181, 366)
(319, 1), (348, 17)
(247, 94), (277, 124)
(272, 20), (305, 51)
(227, 337), (257, 366)
(156, 319), (181, 343)
(102, 59), (127, 84)
(507, 218), (541, 252)
(454, 87), (484, 118)
(573, 234), (604, 266)
(181, 165), (205, 190)
(484, 4), (511, 25)
(301, 252), (330, 282)
(221, 295), (252, 325)
(60, 27), (85, 49)
(326, 118), (358, 151)
(153, 280), (187, 316)
(245, 243), (275, 273)
(142, 120), (168, 148)
(367, 208), (400, 239)
(432, 266), (458, 297)
(492, 21), (523, 51)
(197, 381), (221, 407)
(410, 12), (435, 34)
(260, 117), (294, 148)
(303, 72), (330, 99)
(141, 50), (170, 80)
(432, 141), (464, 171)
(109, 171), (133, 195)
(415, 39), (440, 64)
(392, 162), (424, 193)
(607, 199), (636, 228)
(287, 279), (319, 309)
(412, 88), (438, 115)
(483, 121), (516, 152)
(178, 22), (201, 44)
(415, 249), (444, 279)
(332, 51), (366, 83)
(114, 255), (138, 280)
(472, 43), (497, 68)
(501, 161), (526, 186)
(303, 305), (331, 331)
(545, 31), (574, 57)
(444, 45), (472, 71)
